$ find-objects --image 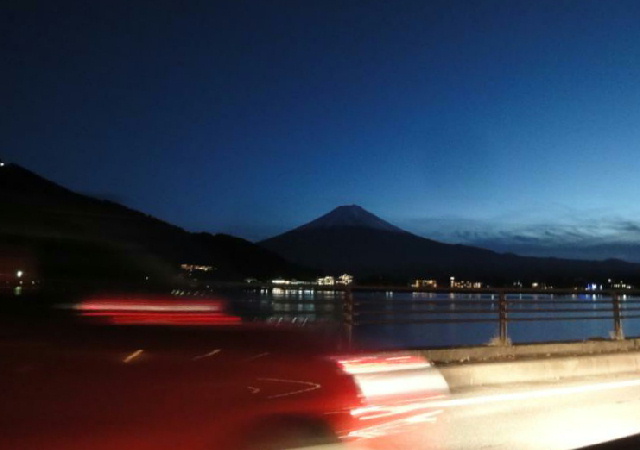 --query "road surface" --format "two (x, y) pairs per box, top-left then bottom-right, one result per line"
(402, 372), (640, 450)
